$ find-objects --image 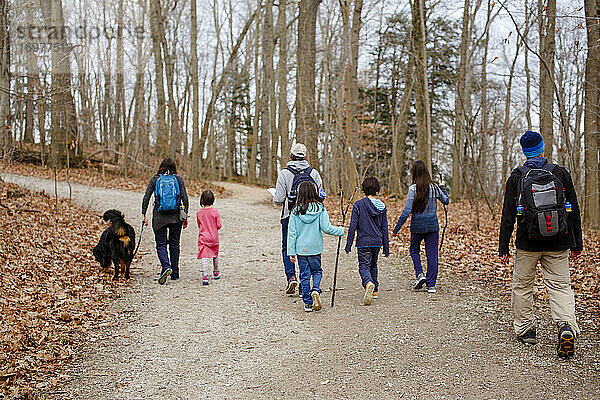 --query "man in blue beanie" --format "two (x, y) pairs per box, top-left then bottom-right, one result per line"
(499, 131), (583, 359)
